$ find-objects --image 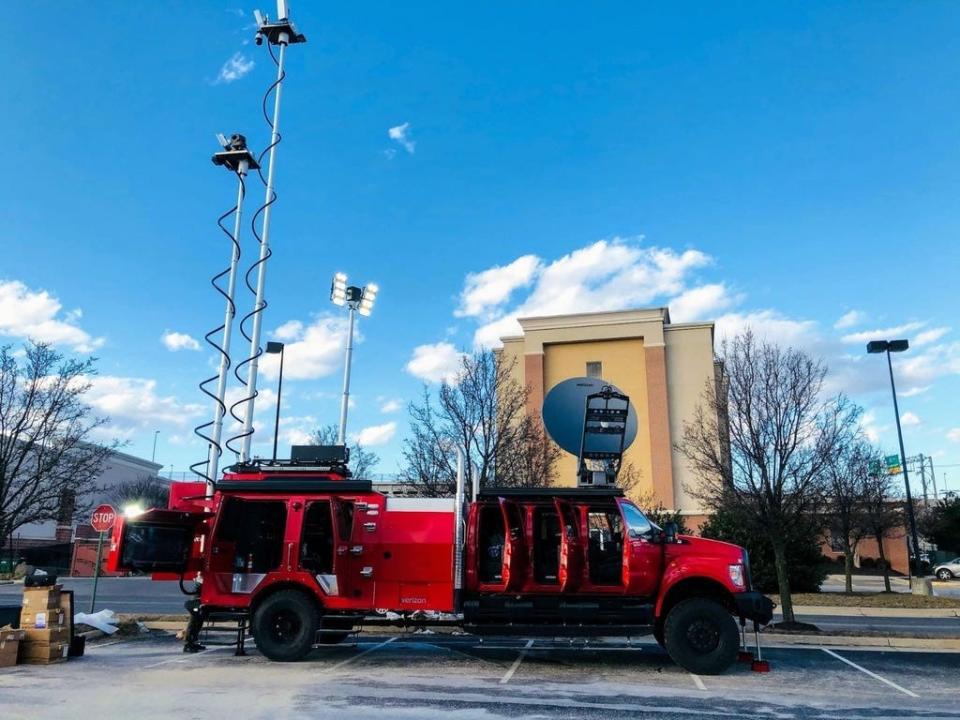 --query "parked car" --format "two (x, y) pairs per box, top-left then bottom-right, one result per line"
(933, 558), (960, 580)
